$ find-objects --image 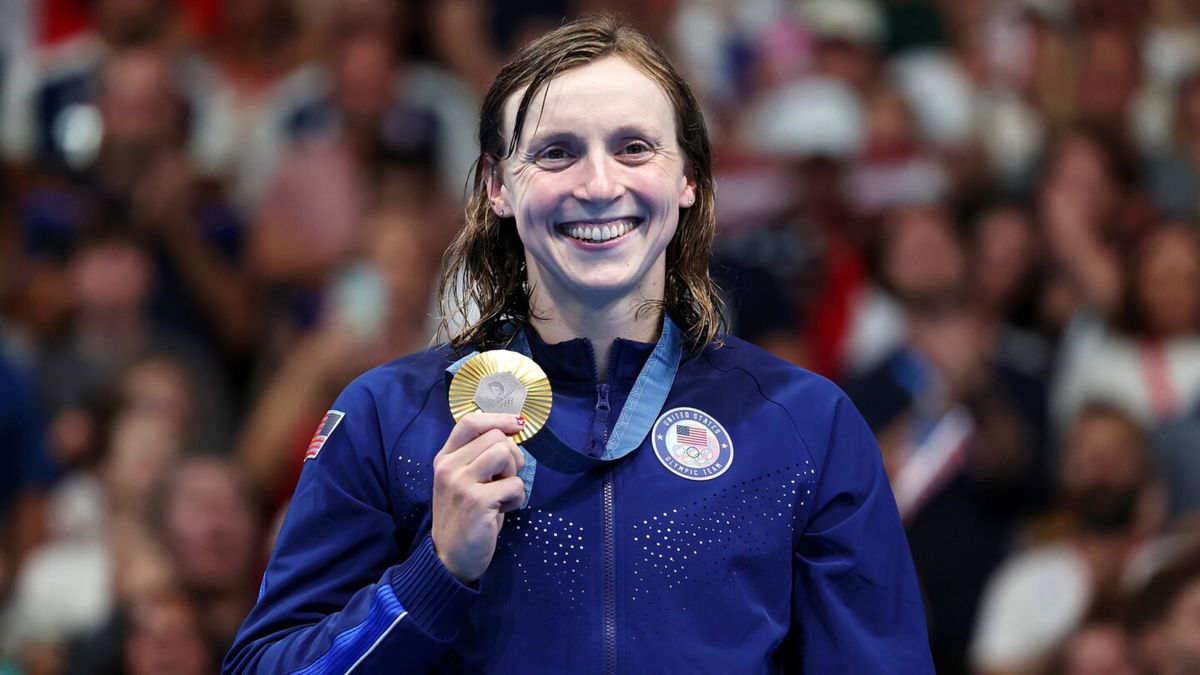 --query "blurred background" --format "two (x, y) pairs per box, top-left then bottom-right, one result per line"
(2, 0), (1200, 673)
